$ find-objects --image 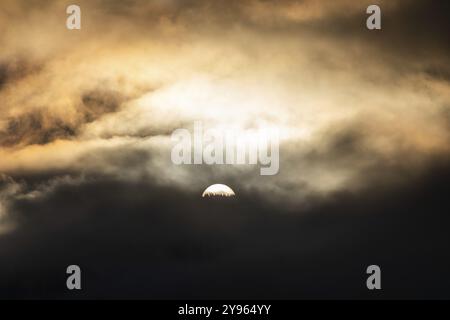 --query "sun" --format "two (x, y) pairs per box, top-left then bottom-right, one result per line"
(202, 184), (235, 197)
